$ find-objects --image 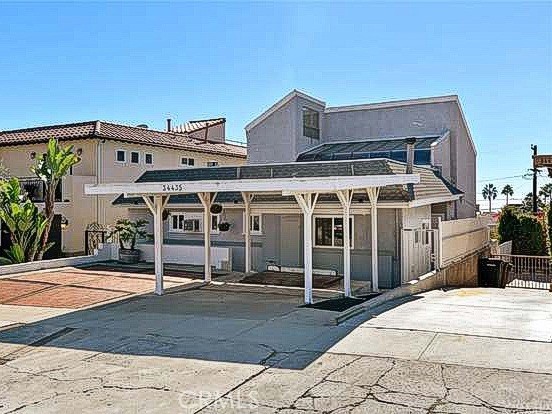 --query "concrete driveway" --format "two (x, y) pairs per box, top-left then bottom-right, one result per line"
(0, 280), (552, 413)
